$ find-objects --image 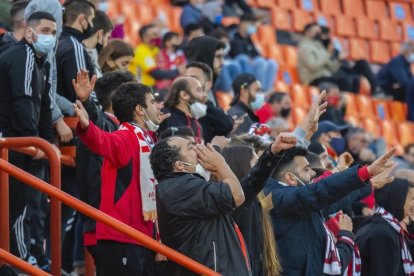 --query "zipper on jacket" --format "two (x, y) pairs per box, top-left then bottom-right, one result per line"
(212, 241), (217, 272)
